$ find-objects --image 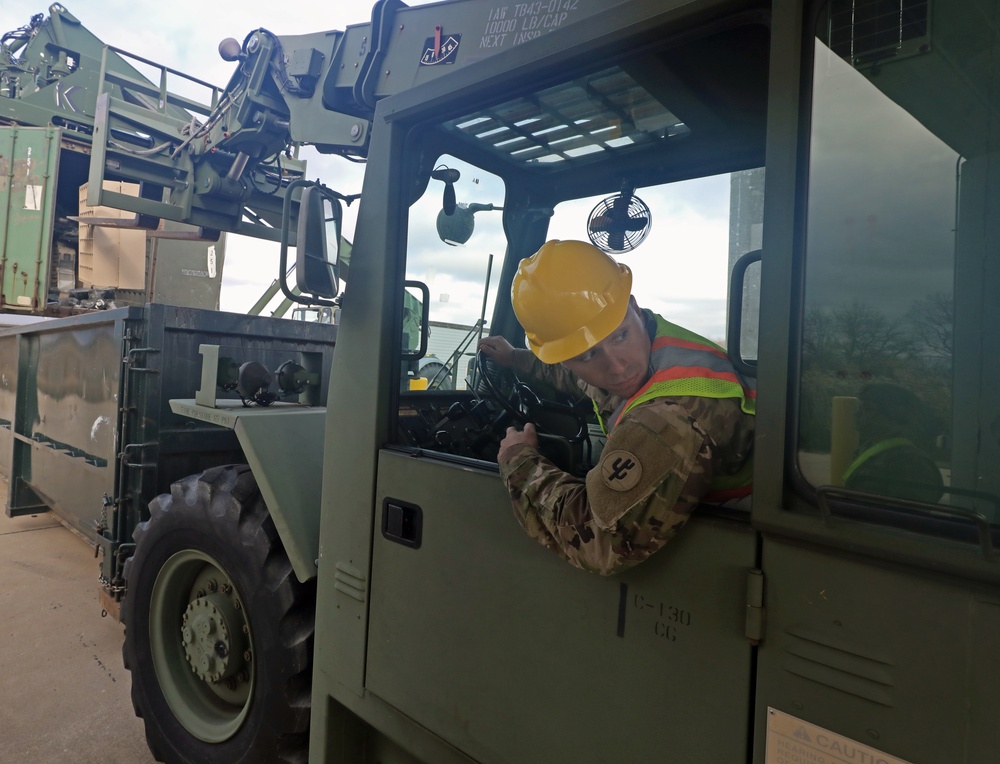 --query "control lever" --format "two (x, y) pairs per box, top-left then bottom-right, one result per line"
(431, 401), (471, 449)
(431, 401), (469, 430)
